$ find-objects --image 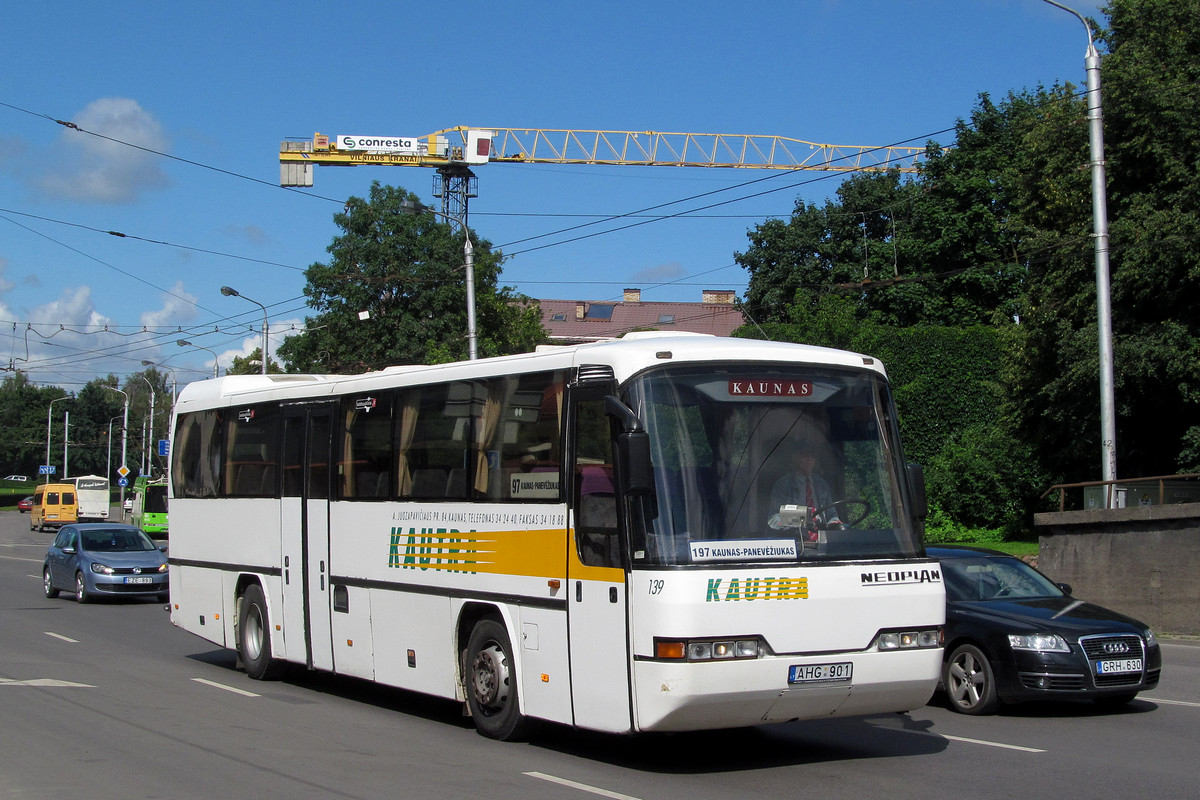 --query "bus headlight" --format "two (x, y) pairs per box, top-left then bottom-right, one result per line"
(873, 627), (942, 651)
(656, 637), (764, 661)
